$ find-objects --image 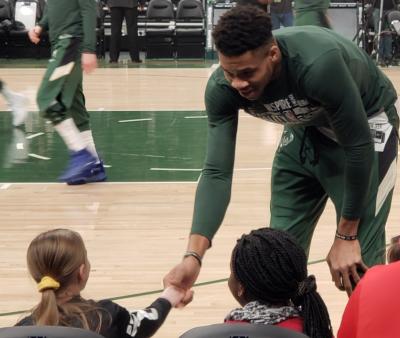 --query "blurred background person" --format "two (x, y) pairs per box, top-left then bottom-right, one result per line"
(107, 0), (142, 63)
(294, 0), (331, 28)
(373, 0), (397, 66)
(269, 0), (293, 30)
